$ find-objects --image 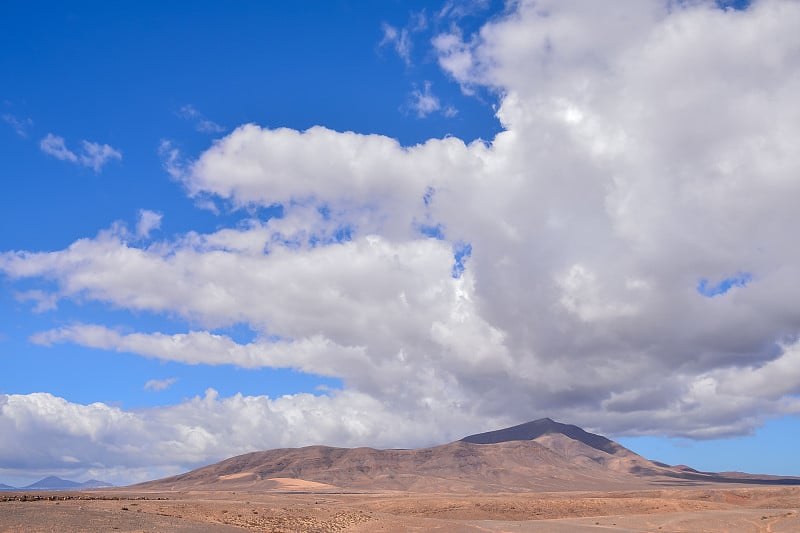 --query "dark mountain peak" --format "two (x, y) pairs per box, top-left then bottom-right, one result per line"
(460, 418), (623, 455)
